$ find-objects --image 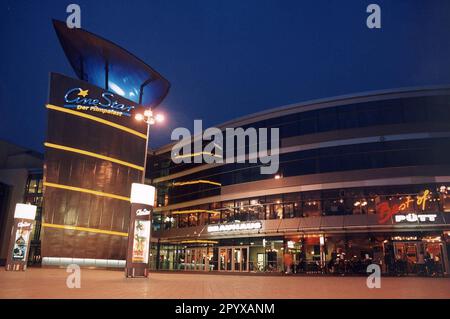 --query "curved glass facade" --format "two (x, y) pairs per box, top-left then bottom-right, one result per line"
(164, 138), (450, 204)
(149, 93), (450, 179)
(148, 88), (450, 276)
